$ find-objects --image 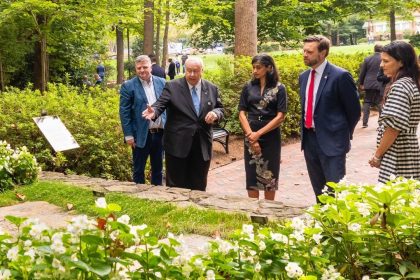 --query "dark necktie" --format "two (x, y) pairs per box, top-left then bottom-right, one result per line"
(305, 70), (316, 129)
(192, 86), (200, 115)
